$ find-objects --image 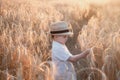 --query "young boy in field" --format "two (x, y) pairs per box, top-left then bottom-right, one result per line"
(50, 21), (90, 80)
